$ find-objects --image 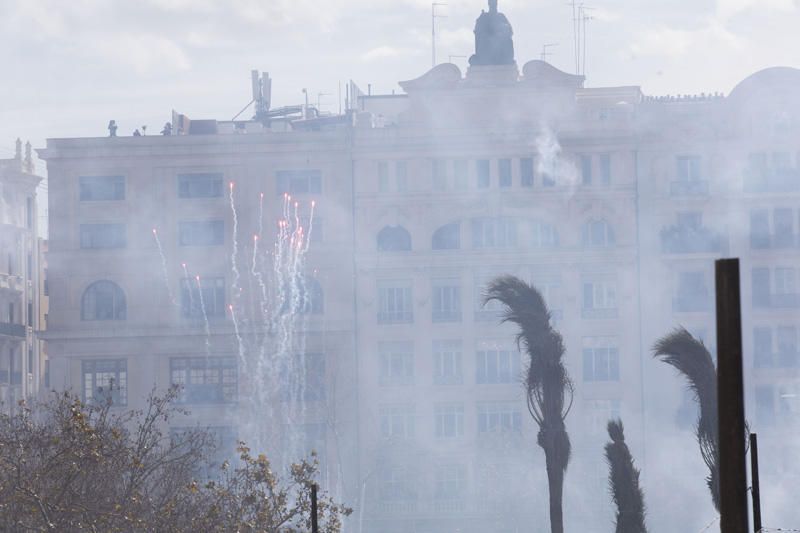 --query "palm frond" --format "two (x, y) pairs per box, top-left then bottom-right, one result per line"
(605, 419), (647, 533)
(653, 326), (719, 511)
